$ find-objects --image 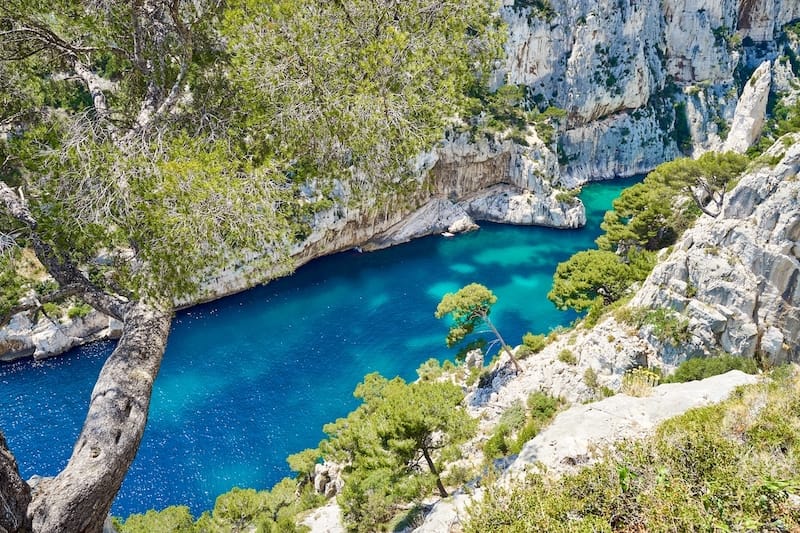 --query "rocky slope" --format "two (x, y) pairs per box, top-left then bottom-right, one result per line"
(412, 370), (760, 533)
(466, 134), (799, 419)
(633, 134), (800, 366)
